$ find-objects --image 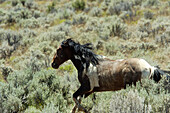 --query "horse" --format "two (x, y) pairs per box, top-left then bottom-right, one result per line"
(51, 39), (169, 113)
